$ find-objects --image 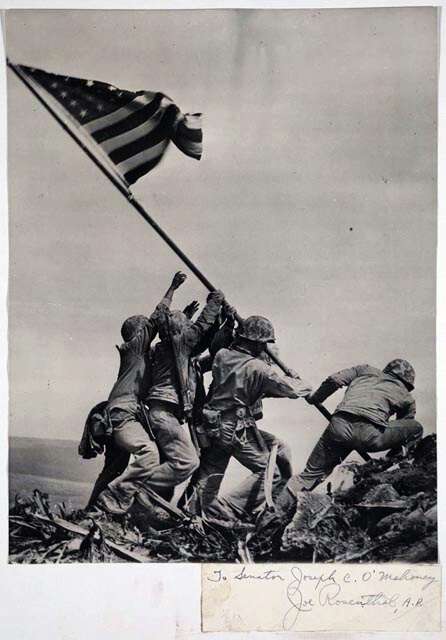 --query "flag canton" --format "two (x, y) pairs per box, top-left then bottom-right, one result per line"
(20, 65), (137, 125)
(15, 62), (203, 185)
